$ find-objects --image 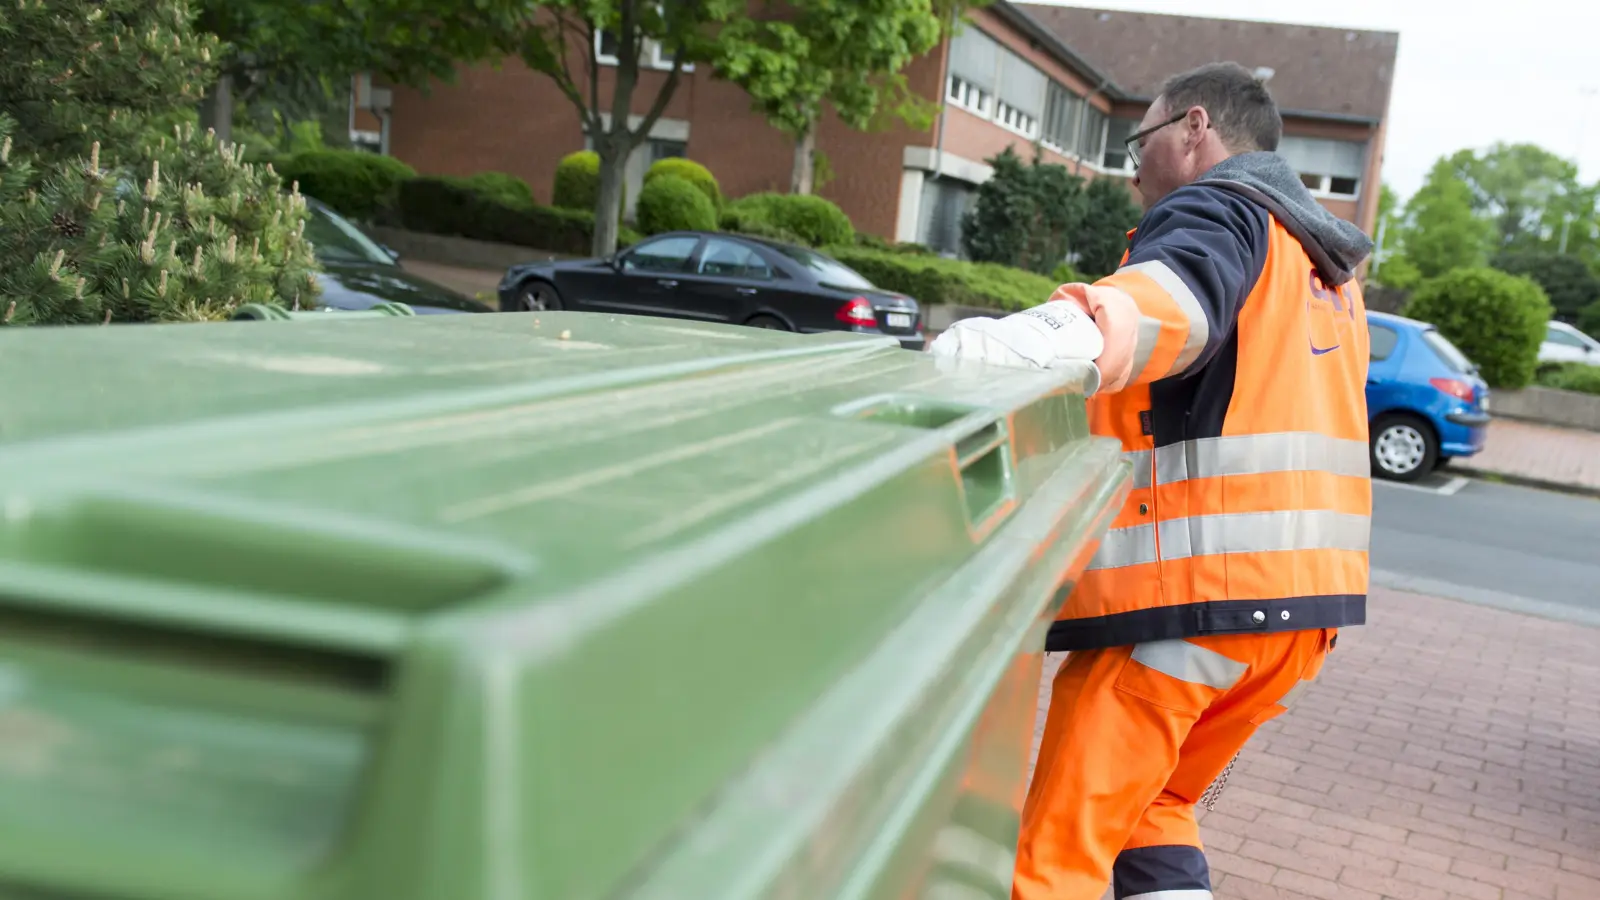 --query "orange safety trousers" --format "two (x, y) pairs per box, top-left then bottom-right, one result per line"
(1014, 628), (1334, 900)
